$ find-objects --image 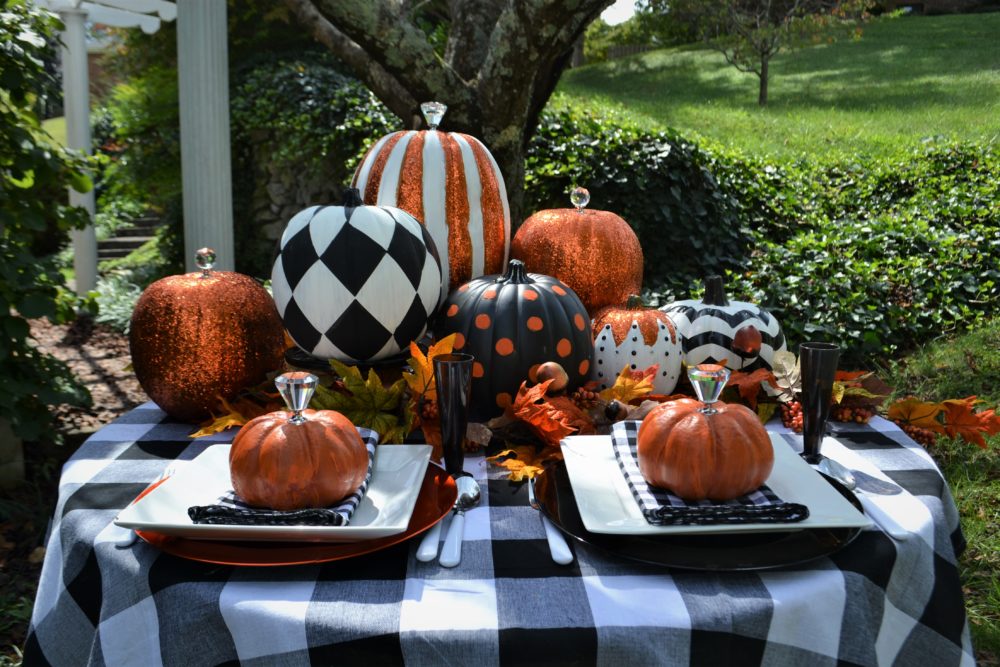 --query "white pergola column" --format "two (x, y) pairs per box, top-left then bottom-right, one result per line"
(59, 7), (98, 296)
(176, 0), (234, 272)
